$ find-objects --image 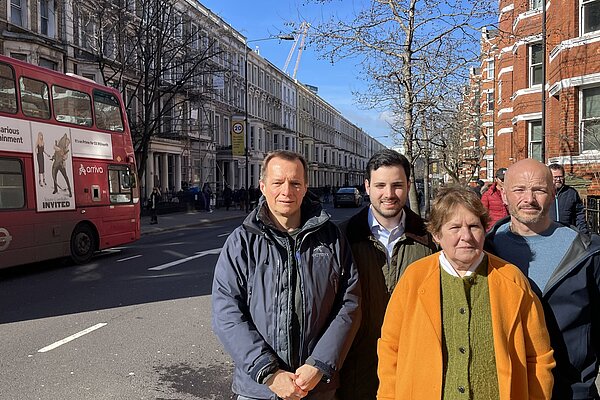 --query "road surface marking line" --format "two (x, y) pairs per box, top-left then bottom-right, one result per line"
(217, 233), (230, 237)
(38, 323), (107, 353)
(116, 255), (142, 262)
(148, 248), (222, 271)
